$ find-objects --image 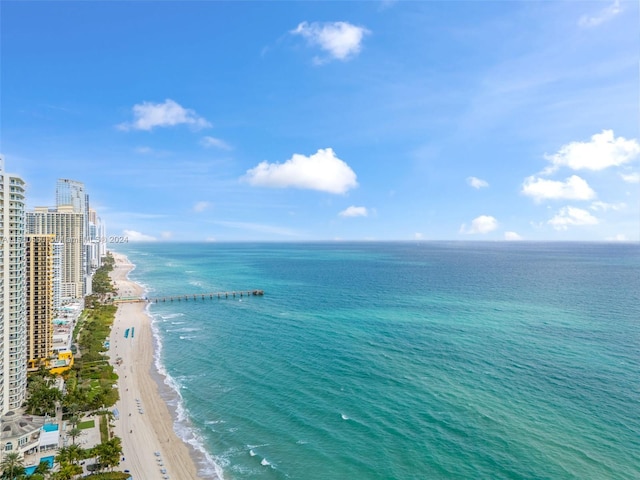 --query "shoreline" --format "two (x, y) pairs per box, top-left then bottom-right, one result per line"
(107, 251), (207, 480)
